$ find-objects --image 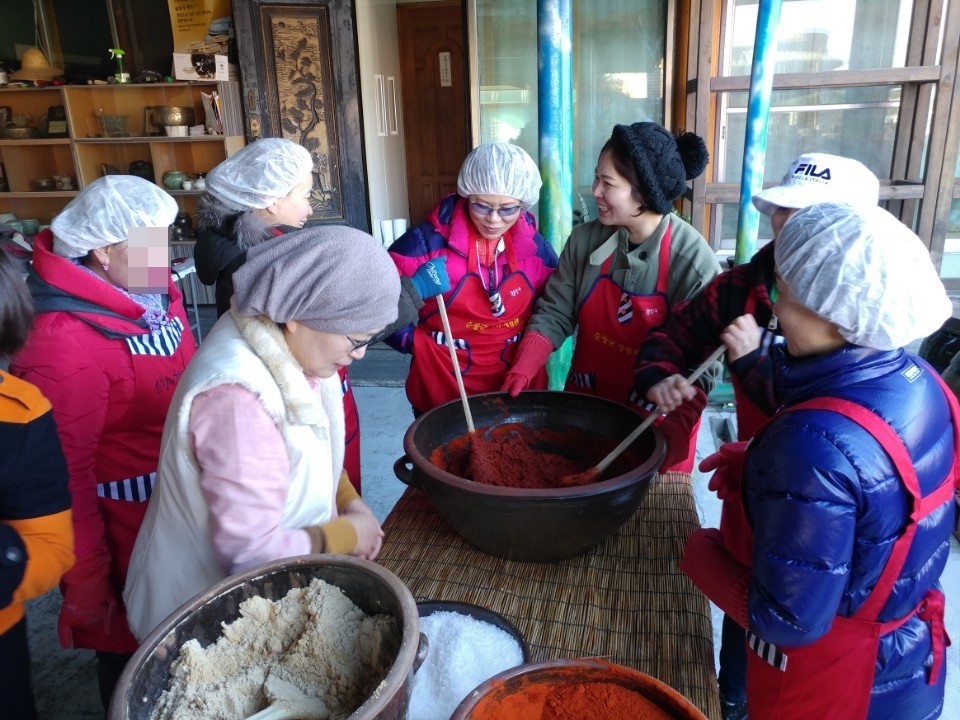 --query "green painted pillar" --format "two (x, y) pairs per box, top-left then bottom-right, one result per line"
(537, 0), (574, 388)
